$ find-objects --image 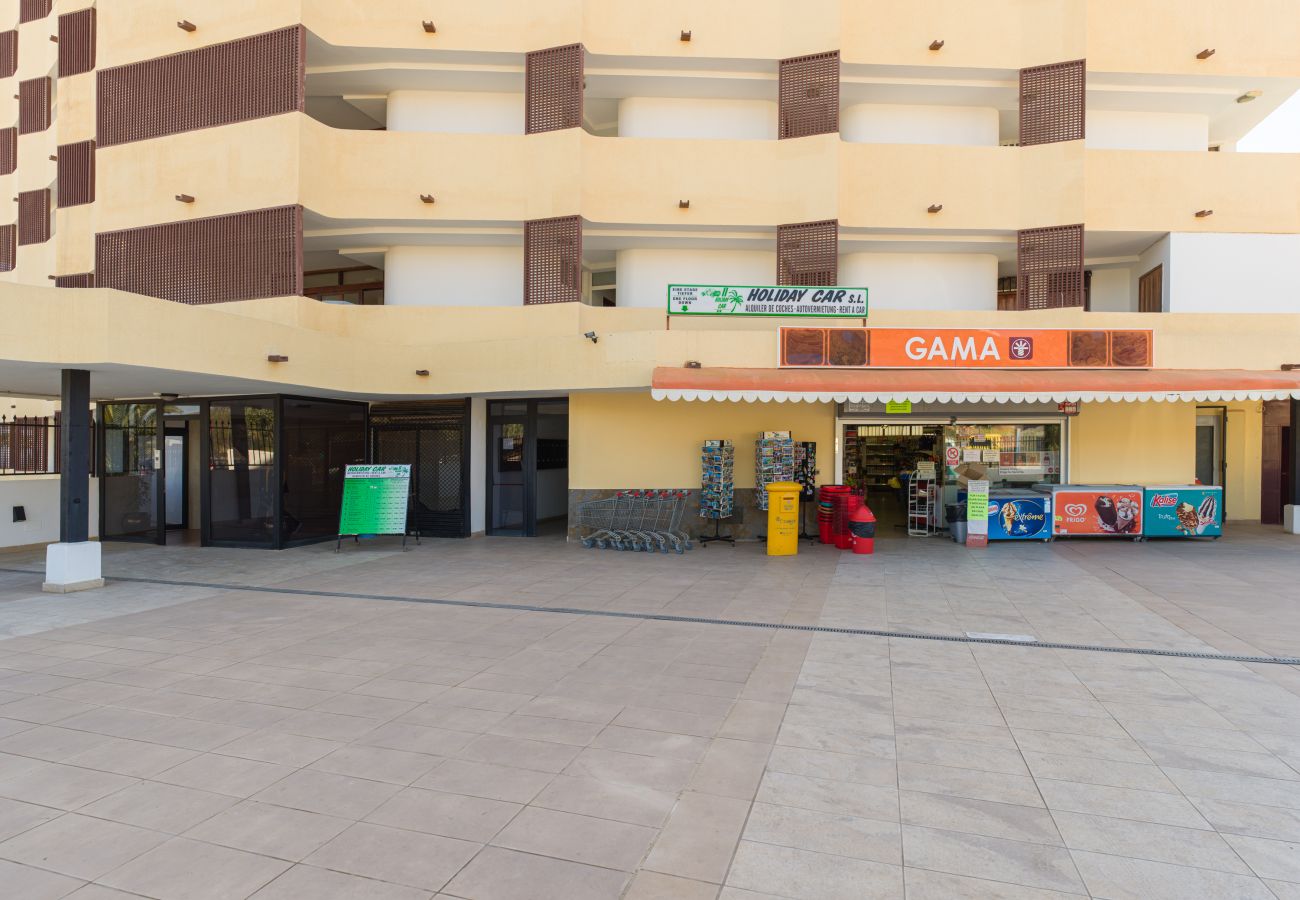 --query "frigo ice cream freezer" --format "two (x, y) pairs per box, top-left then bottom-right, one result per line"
(1033, 484), (1144, 538)
(1142, 485), (1223, 539)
